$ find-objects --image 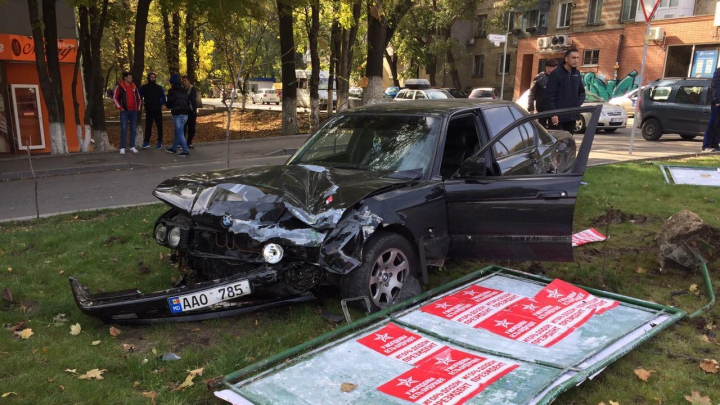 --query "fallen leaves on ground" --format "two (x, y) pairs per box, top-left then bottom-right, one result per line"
(341, 382), (357, 392)
(635, 266), (646, 274)
(109, 326), (121, 337)
(6, 320), (25, 332)
(685, 391), (712, 404)
(15, 328), (33, 339)
(92, 340), (101, 345)
(78, 369), (106, 380)
(173, 374), (195, 391)
(2, 392), (17, 398)
(634, 368), (654, 381)
(598, 401), (619, 405)
(65, 369), (77, 374)
(689, 284), (698, 294)
(141, 391), (157, 404)
(121, 343), (135, 352)
(187, 368), (204, 377)
(699, 359), (719, 373)
(70, 323), (82, 336)
(1, 287), (12, 302)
